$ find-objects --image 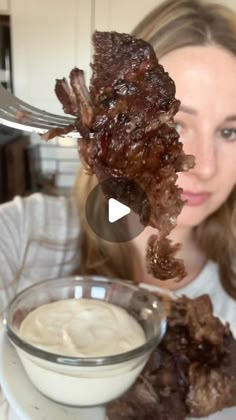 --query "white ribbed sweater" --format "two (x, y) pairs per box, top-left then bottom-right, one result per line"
(0, 193), (235, 420)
